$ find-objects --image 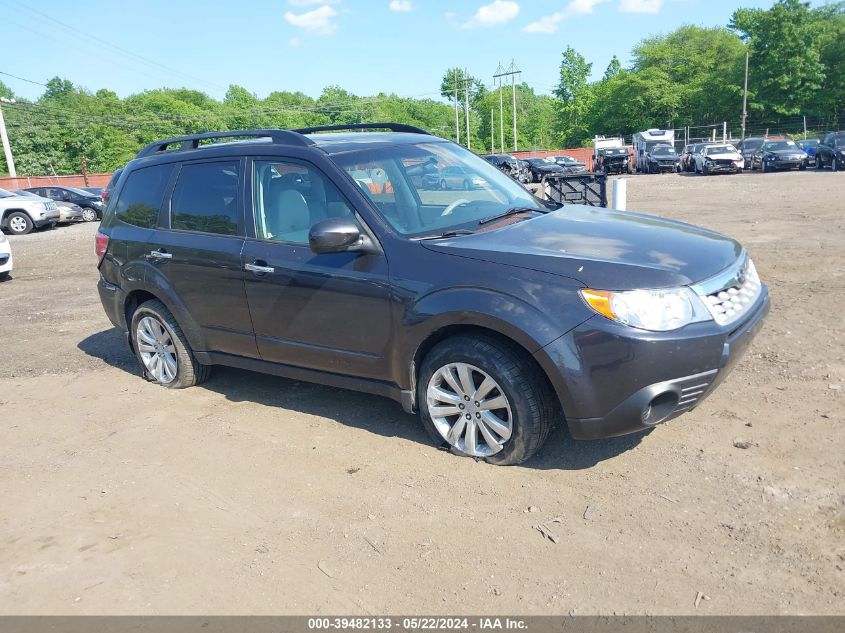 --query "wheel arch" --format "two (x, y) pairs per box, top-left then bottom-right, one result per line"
(1, 208), (34, 226)
(122, 282), (206, 353)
